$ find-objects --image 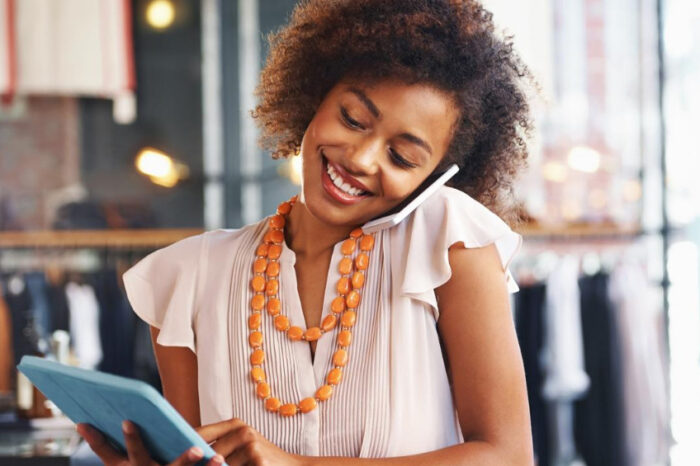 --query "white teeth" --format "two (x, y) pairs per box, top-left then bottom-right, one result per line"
(326, 161), (367, 197)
